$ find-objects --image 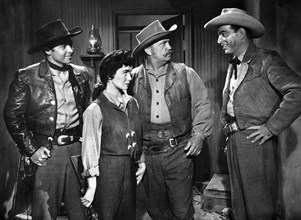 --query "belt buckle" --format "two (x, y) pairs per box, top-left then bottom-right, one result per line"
(57, 135), (73, 146)
(169, 138), (177, 148)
